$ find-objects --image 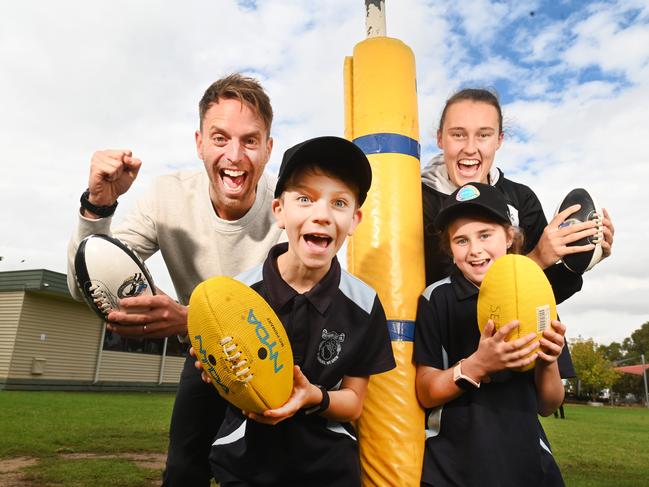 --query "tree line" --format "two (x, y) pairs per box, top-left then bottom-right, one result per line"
(568, 321), (649, 403)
